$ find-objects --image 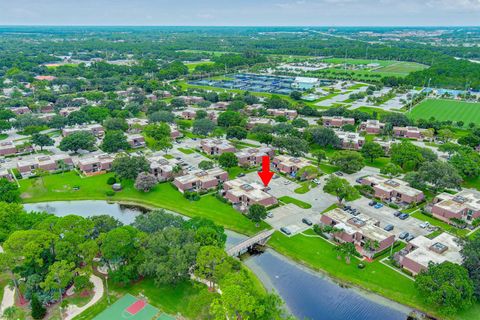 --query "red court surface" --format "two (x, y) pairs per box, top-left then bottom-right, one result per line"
(127, 300), (146, 315)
